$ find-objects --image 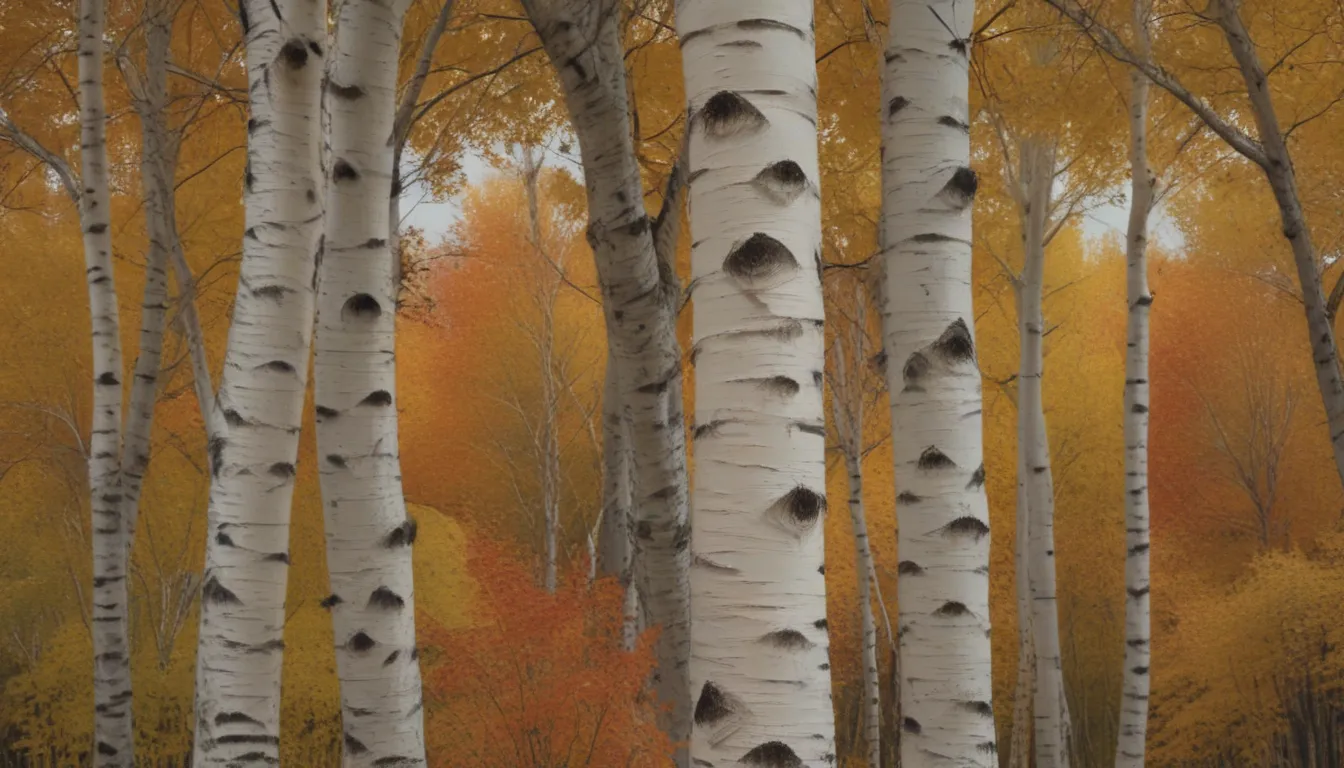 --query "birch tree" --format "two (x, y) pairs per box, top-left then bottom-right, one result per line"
(829, 281), (882, 768)
(76, 0), (134, 761)
(1117, 1), (1154, 764)
(1040, 0), (1344, 495)
(314, 0), (427, 763)
(519, 1), (692, 758)
(880, 0), (997, 764)
(677, 2), (834, 766)
(191, 0), (325, 762)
